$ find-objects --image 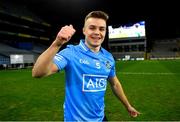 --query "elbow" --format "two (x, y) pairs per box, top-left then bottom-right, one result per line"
(32, 68), (43, 78)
